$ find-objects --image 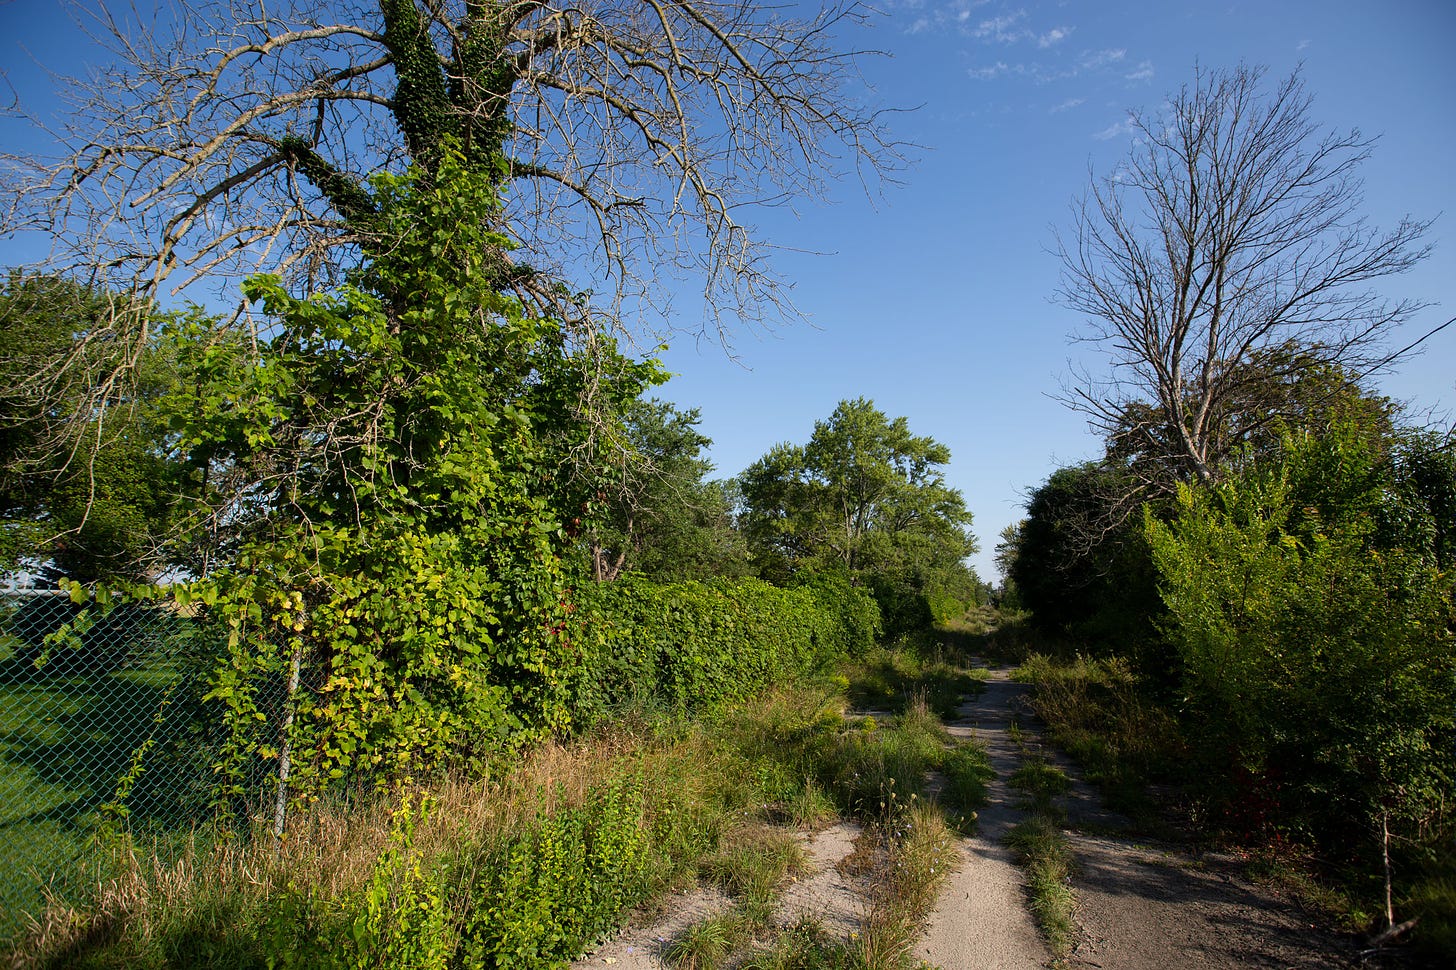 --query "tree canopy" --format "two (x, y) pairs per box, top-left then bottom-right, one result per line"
(5, 0), (899, 336)
(3, 0), (903, 515)
(0, 271), (179, 581)
(584, 397), (748, 582)
(738, 398), (978, 629)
